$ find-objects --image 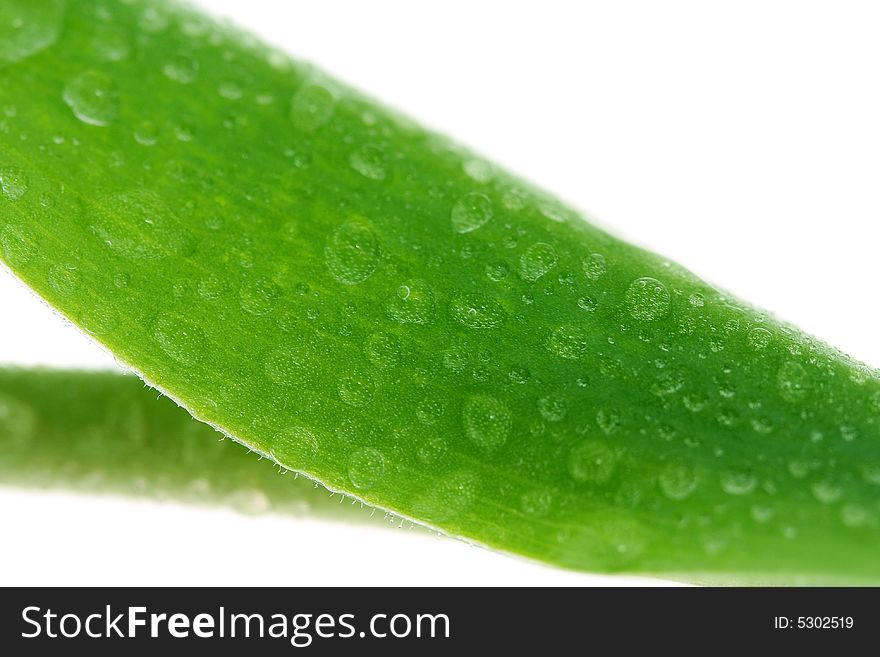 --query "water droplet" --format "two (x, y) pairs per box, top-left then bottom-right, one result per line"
(162, 54), (199, 84)
(777, 361), (808, 402)
(416, 398), (445, 426)
(651, 370), (684, 397)
(519, 242), (558, 282)
(547, 325), (590, 360)
(538, 202), (572, 223)
(811, 480), (843, 504)
(218, 81), (243, 100)
(485, 262), (509, 281)
(506, 366), (531, 384)
(748, 327), (772, 350)
(174, 122), (195, 142)
(463, 158), (494, 183)
(62, 70), (119, 126)
(413, 472), (477, 522)
(416, 435), (448, 465)
(48, 263), (79, 296)
(0, 166), (27, 200)
(290, 80), (337, 132)
(520, 489), (553, 516)
(0, 393), (36, 445)
(451, 192), (492, 233)
(720, 471), (757, 495)
(840, 504), (871, 528)
(840, 425), (858, 442)
(538, 394), (567, 422)
(860, 464), (880, 486)
(659, 462), (698, 500)
(91, 191), (192, 259)
(227, 489), (271, 515)
(577, 296), (597, 312)
(238, 278), (280, 316)
(0, 0), (64, 64)
(568, 441), (616, 484)
(386, 280), (435, 324)
(152, 314), (207, 363)
(134, 121), (158, 146)
(0, 223), (36, 265)
(683, 394), (707, 412)
(91, 25), (130, 62)
(337, 375), (375, 408)
(688, 293), (705, 307)
(449, 293), (506, 329)
(596, 409), (621, 434)
(271, 426), (319, 467)
(625, 277), (670, 321)
(197, 274), (225, 301)
(138, 5), (170, 33)
(442, 344), (469, 372)
(324, 221), (380, 285)
(349, 145), (387, 181)
(462, 394), (511, 451)
(348, 448), (385, 490)
(364, 333), (401, 369)
(750, 505), (775, 523)
(582, 253), (606, 281)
